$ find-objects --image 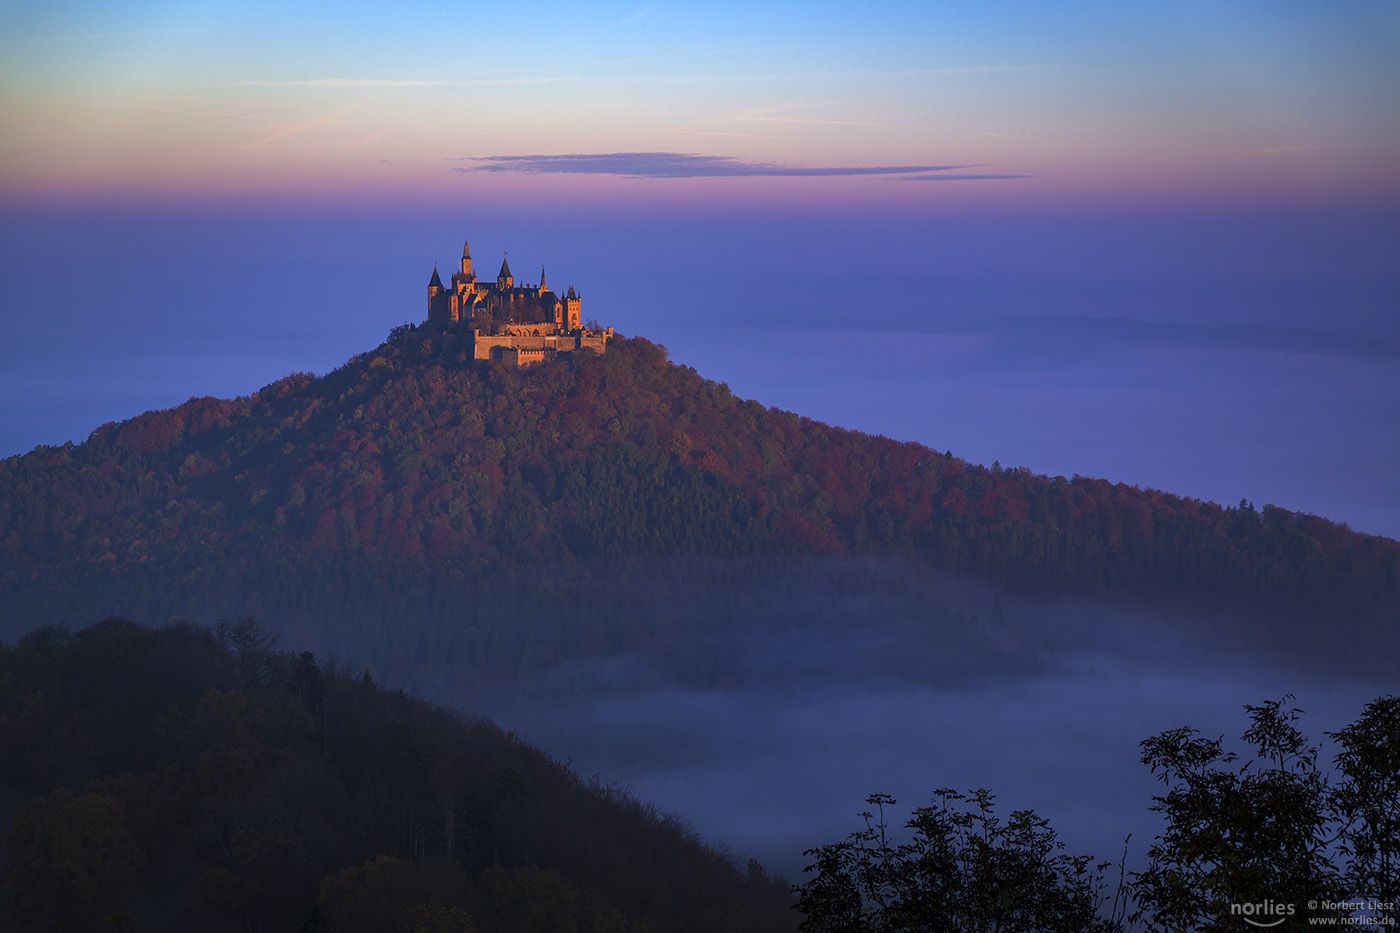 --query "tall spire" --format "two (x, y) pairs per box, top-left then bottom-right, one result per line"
(539, 265), (546, 290)
(459, 236), (474, 278)
(429, 264), (443, 288)
(461, 236), (471, 259)
(498, 253), (512, 280)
